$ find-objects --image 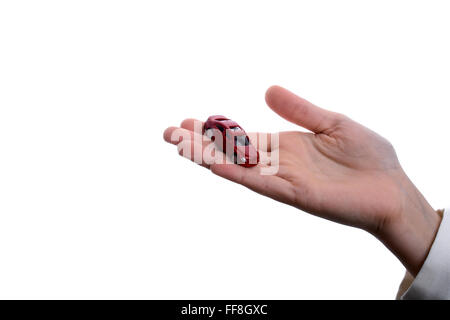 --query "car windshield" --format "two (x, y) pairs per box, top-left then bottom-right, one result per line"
(234, 135), (249, 147)
(229, 126), (241, 132)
